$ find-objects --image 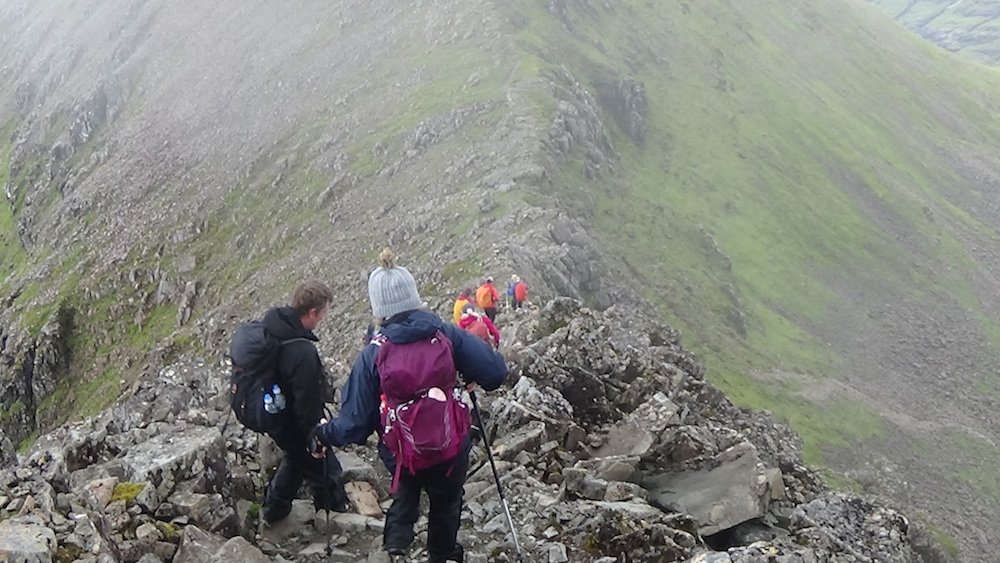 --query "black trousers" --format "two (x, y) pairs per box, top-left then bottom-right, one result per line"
(266, 429), (347, 512)
(382, 443), (470, 562)
(483, 307), (497, 322)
